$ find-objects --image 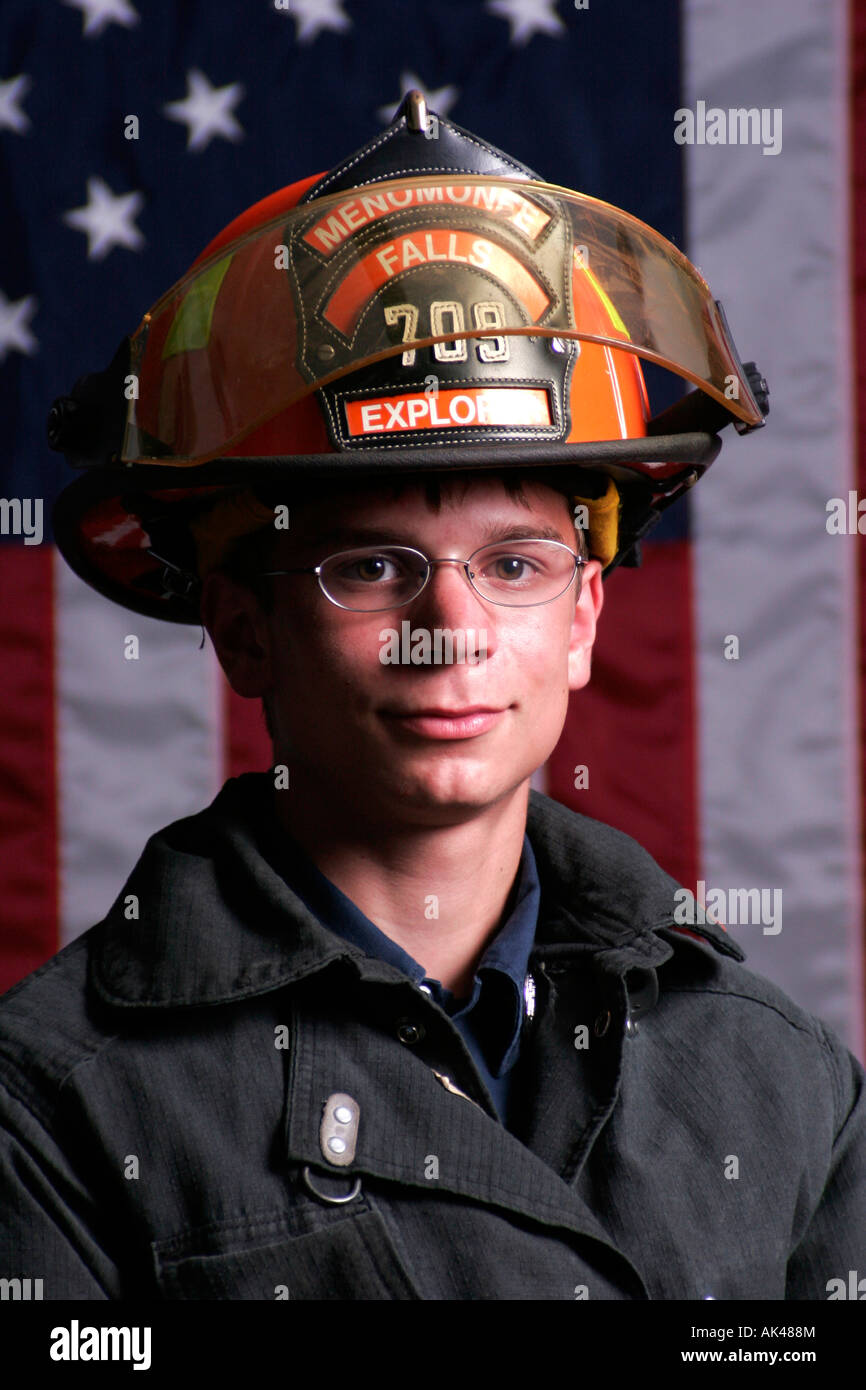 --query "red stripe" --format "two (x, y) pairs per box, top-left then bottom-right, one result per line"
(225, 683), (272, 780)
(547, 538), (699, 892)
(853, 0), (866, 1037)
(0, 547), (58, 991)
